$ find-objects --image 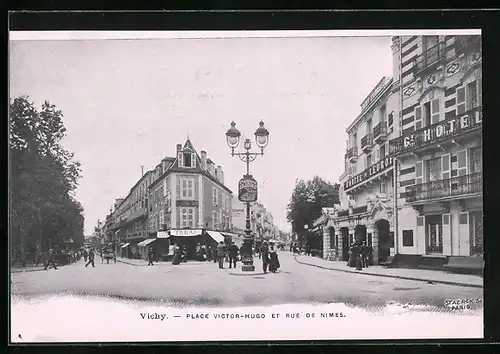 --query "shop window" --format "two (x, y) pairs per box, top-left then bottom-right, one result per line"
(402, 230), (414, 247)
